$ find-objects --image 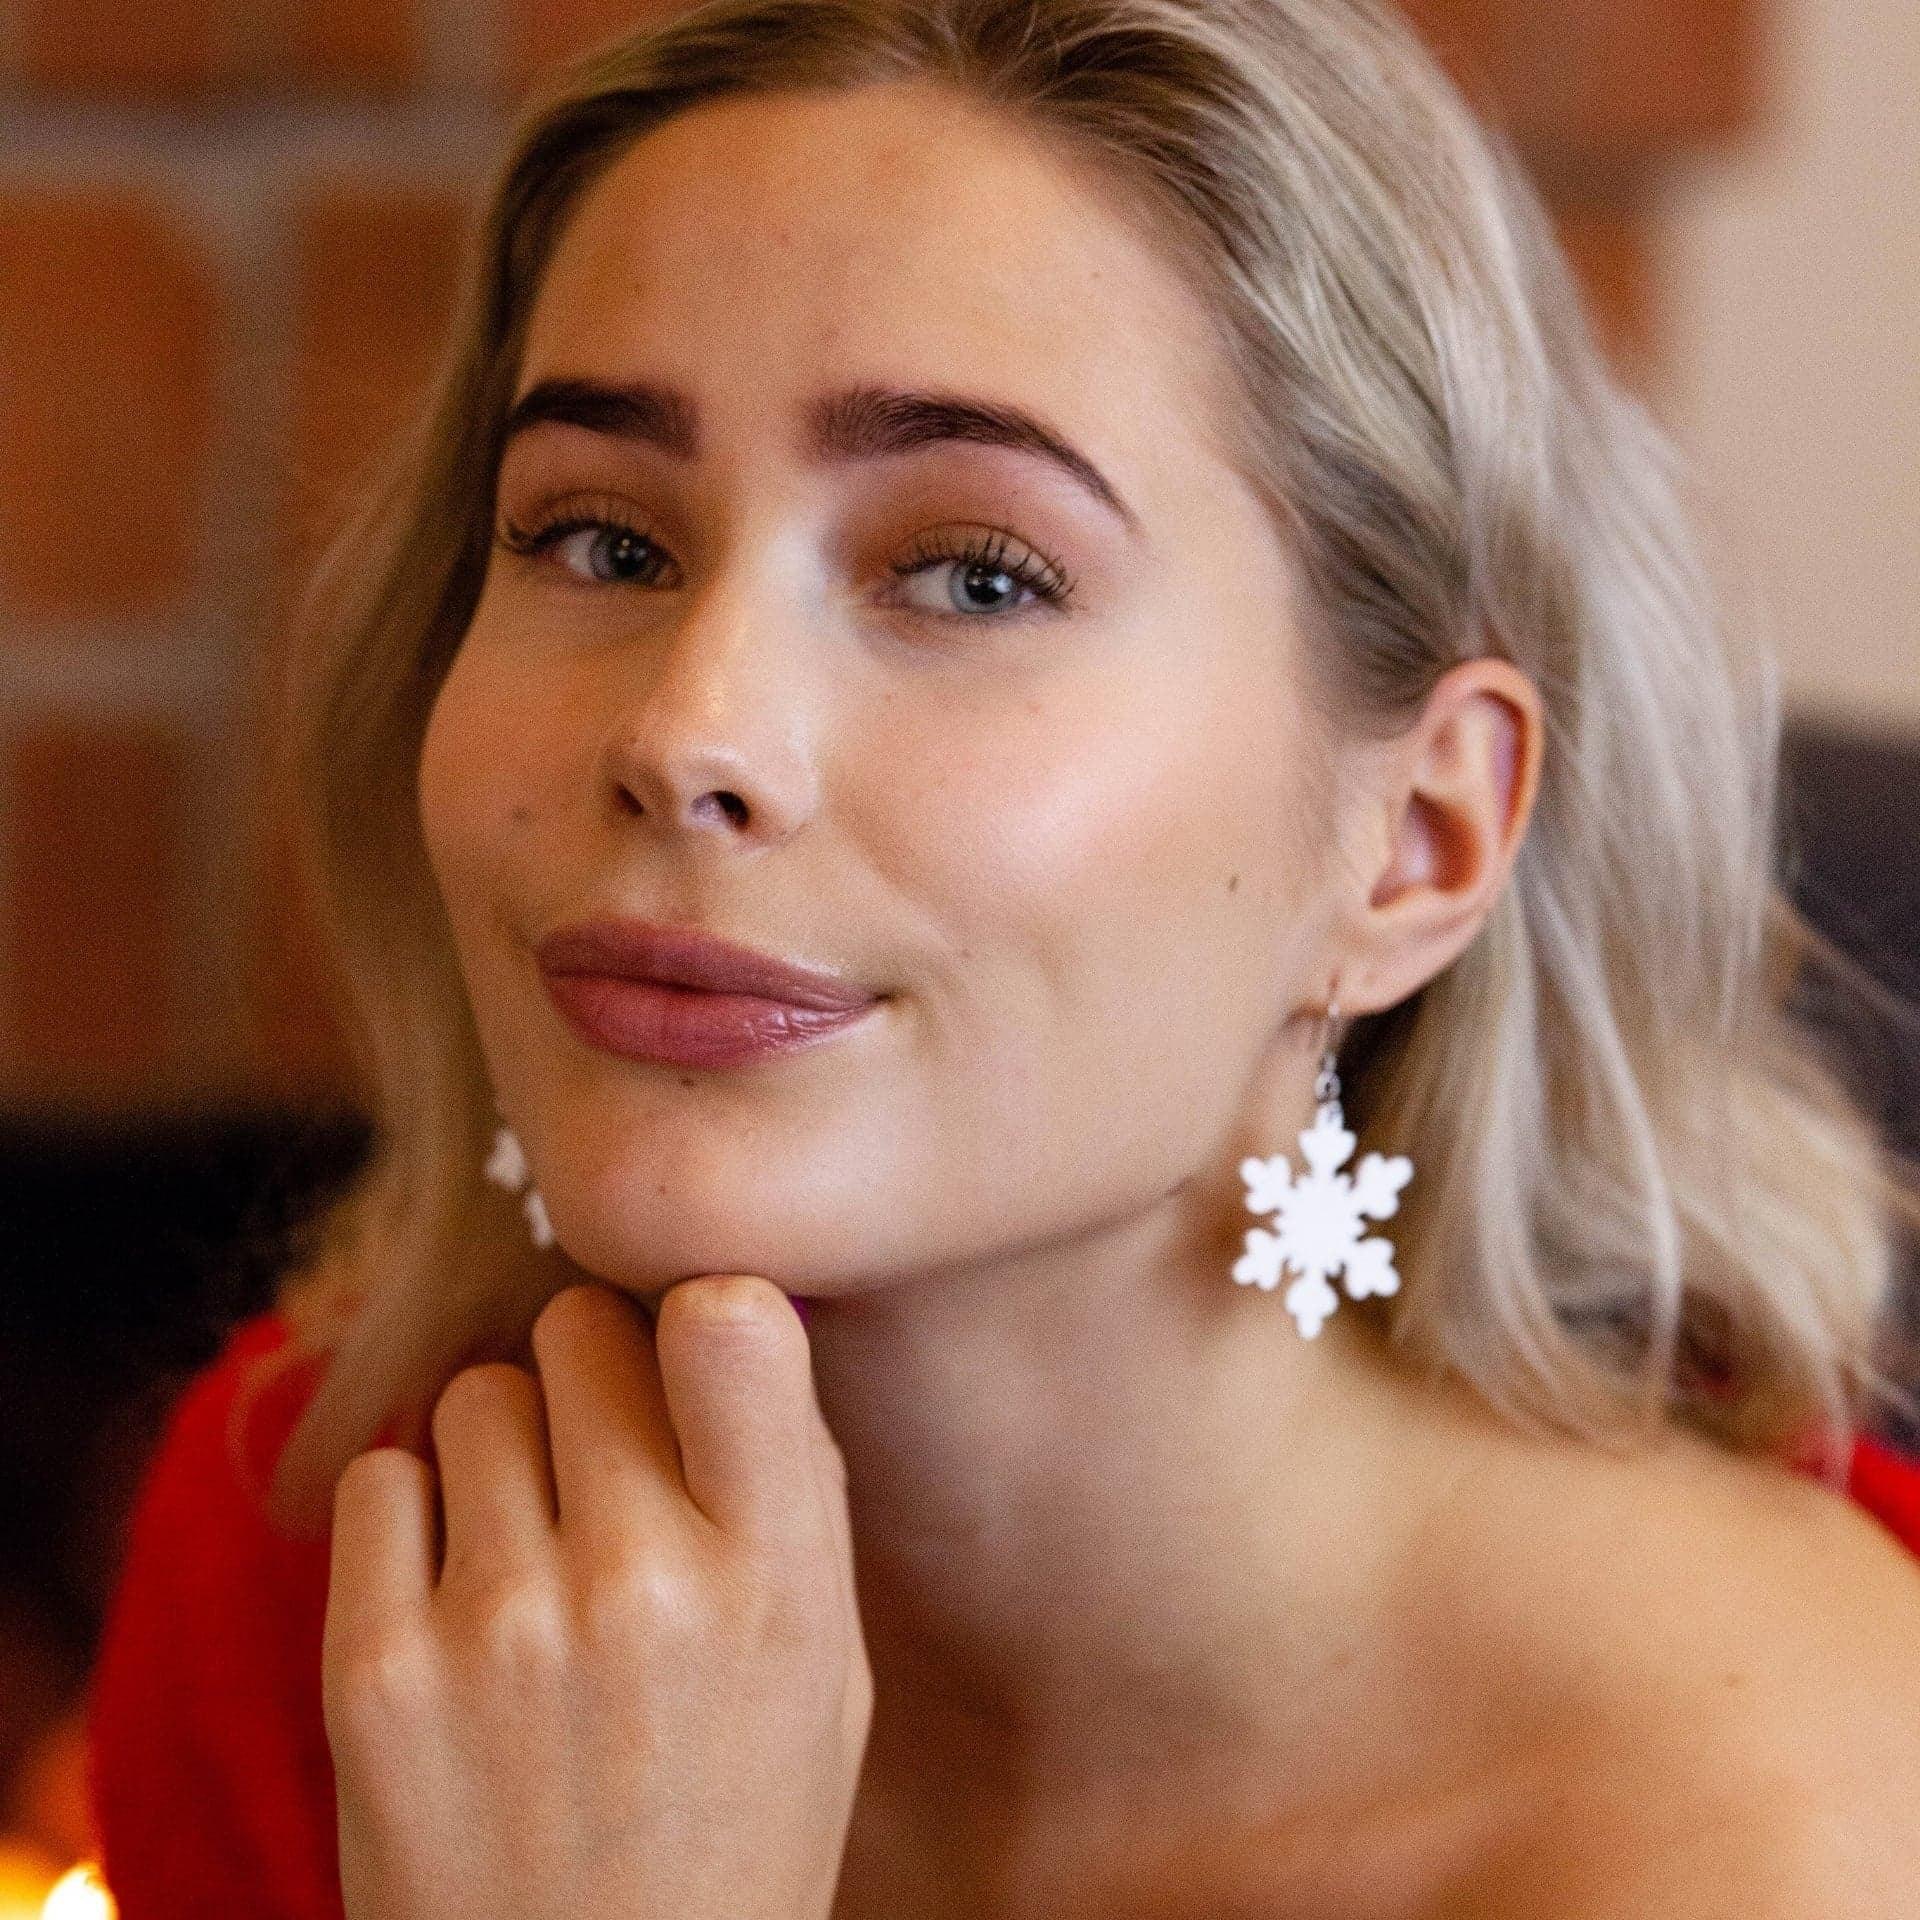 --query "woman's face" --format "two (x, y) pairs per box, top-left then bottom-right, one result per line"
(419, 81), (1353, 1296)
